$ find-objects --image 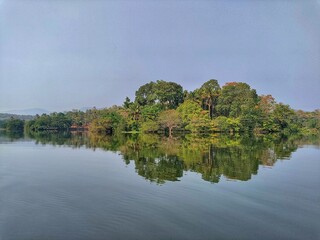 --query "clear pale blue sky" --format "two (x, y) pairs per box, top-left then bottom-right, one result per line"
(1, 0), (319, 112)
